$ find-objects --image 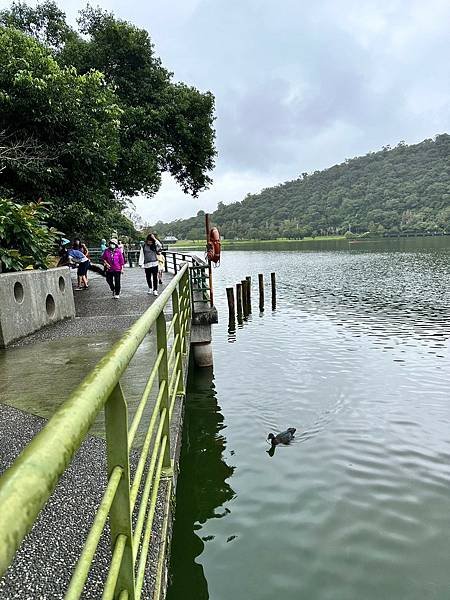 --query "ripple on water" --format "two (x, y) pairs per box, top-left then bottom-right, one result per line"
(169, 246), (450, 600)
